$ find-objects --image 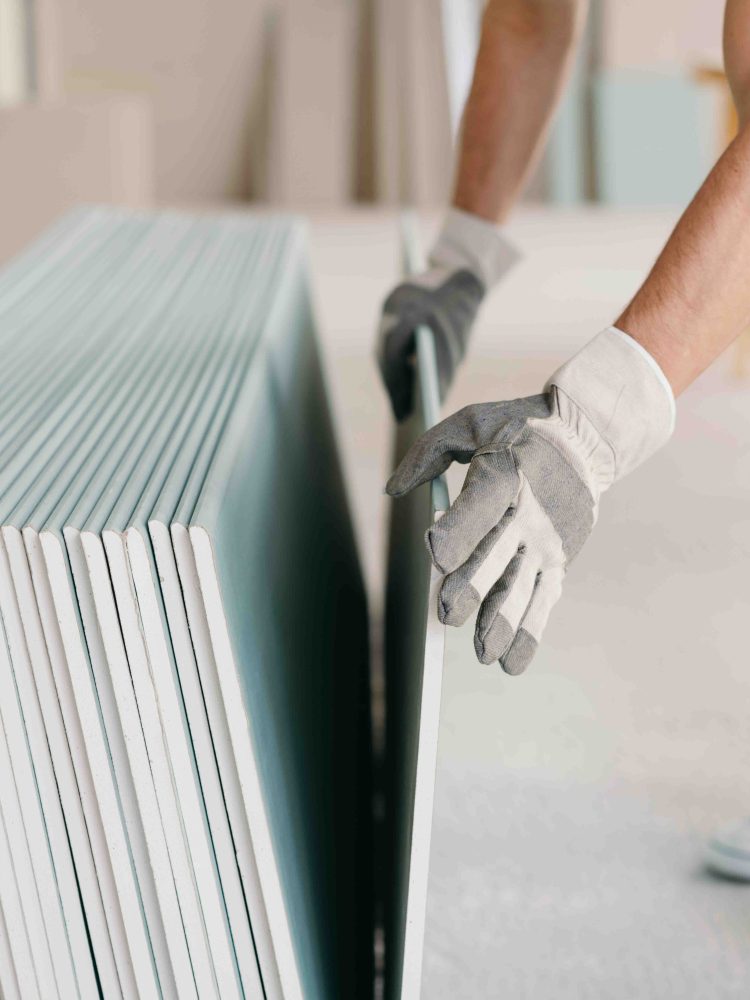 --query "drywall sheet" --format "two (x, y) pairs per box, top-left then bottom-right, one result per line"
(2, 214), (228, 1000)
(187, 247), (372, 999)
(0, 210), (175, 1000)
(89, 226), (274, 1000)
(384, 215), (449, 1000)
(0, 207), (372, 1000)
(130, 227), (296, 1000)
